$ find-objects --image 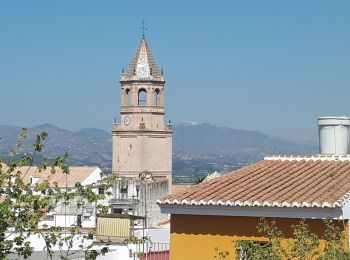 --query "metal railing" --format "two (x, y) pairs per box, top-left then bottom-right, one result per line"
(132, 242), (170, 260)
